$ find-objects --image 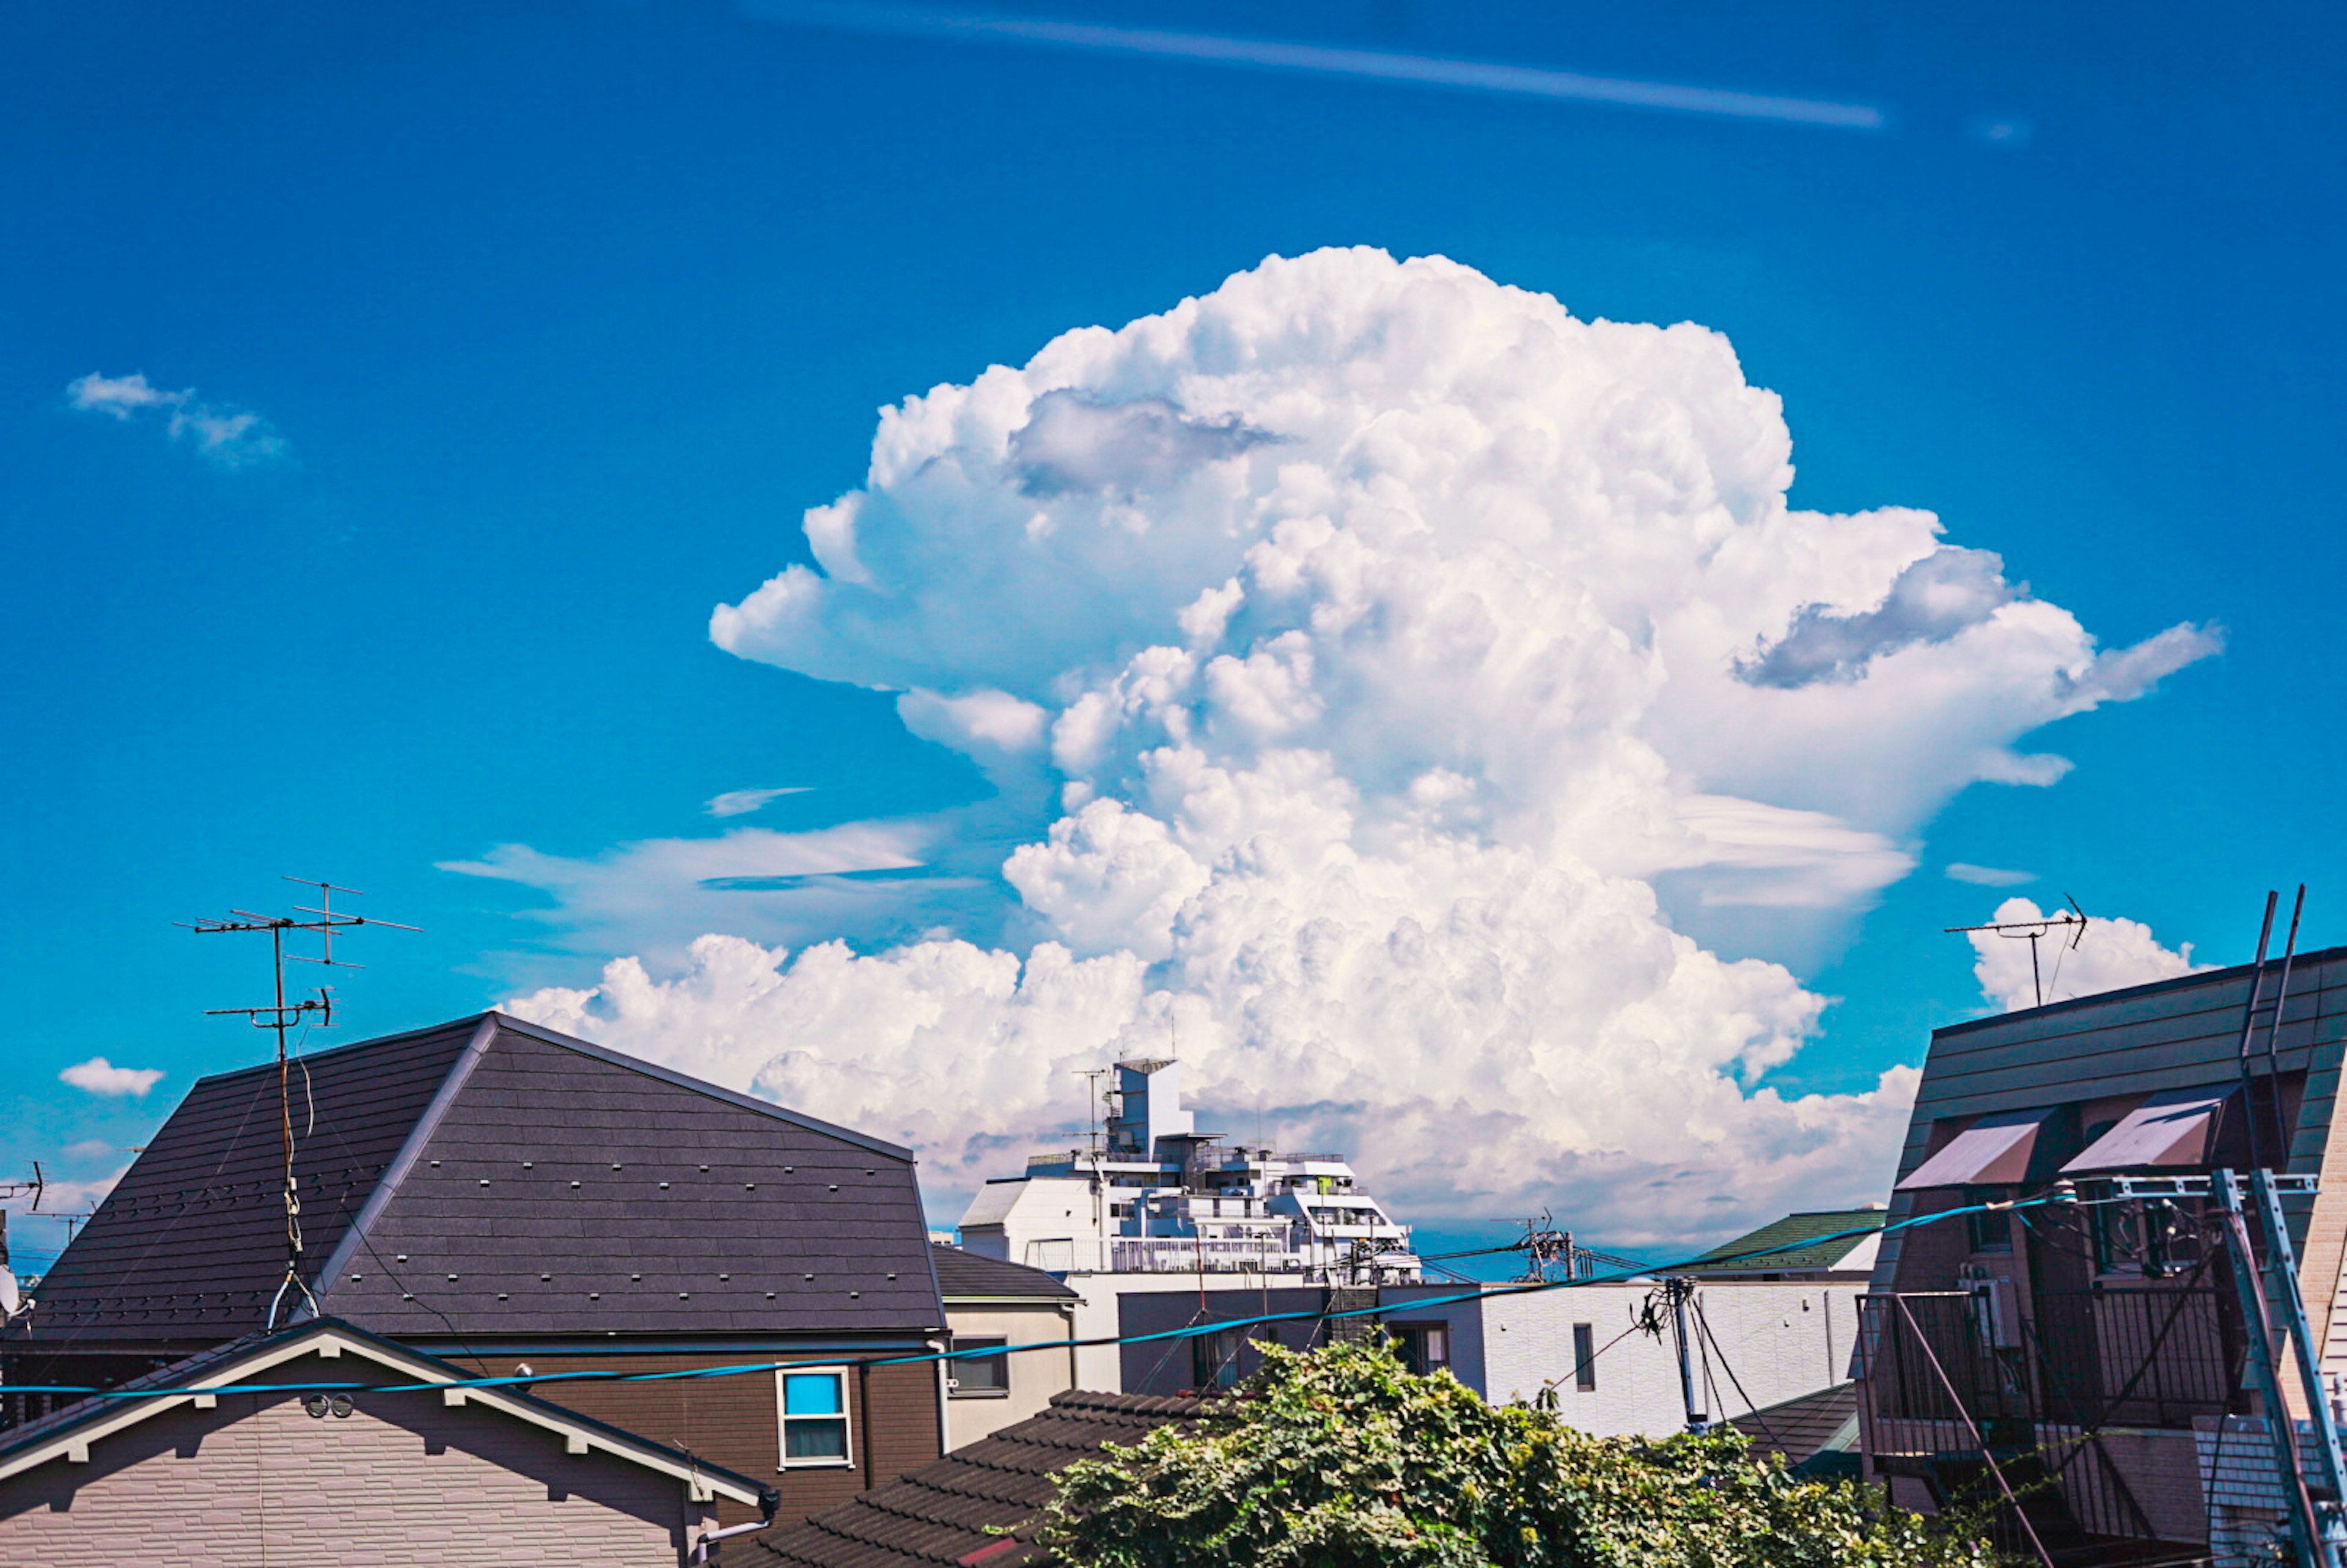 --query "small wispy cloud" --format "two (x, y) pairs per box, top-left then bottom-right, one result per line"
(58, 1057), (165, 1097)
(1946, 862), (2038, 887)
(706, 786), (811, 818)
(67, 372), (287, 469)
(743, 2), (1887, 130)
